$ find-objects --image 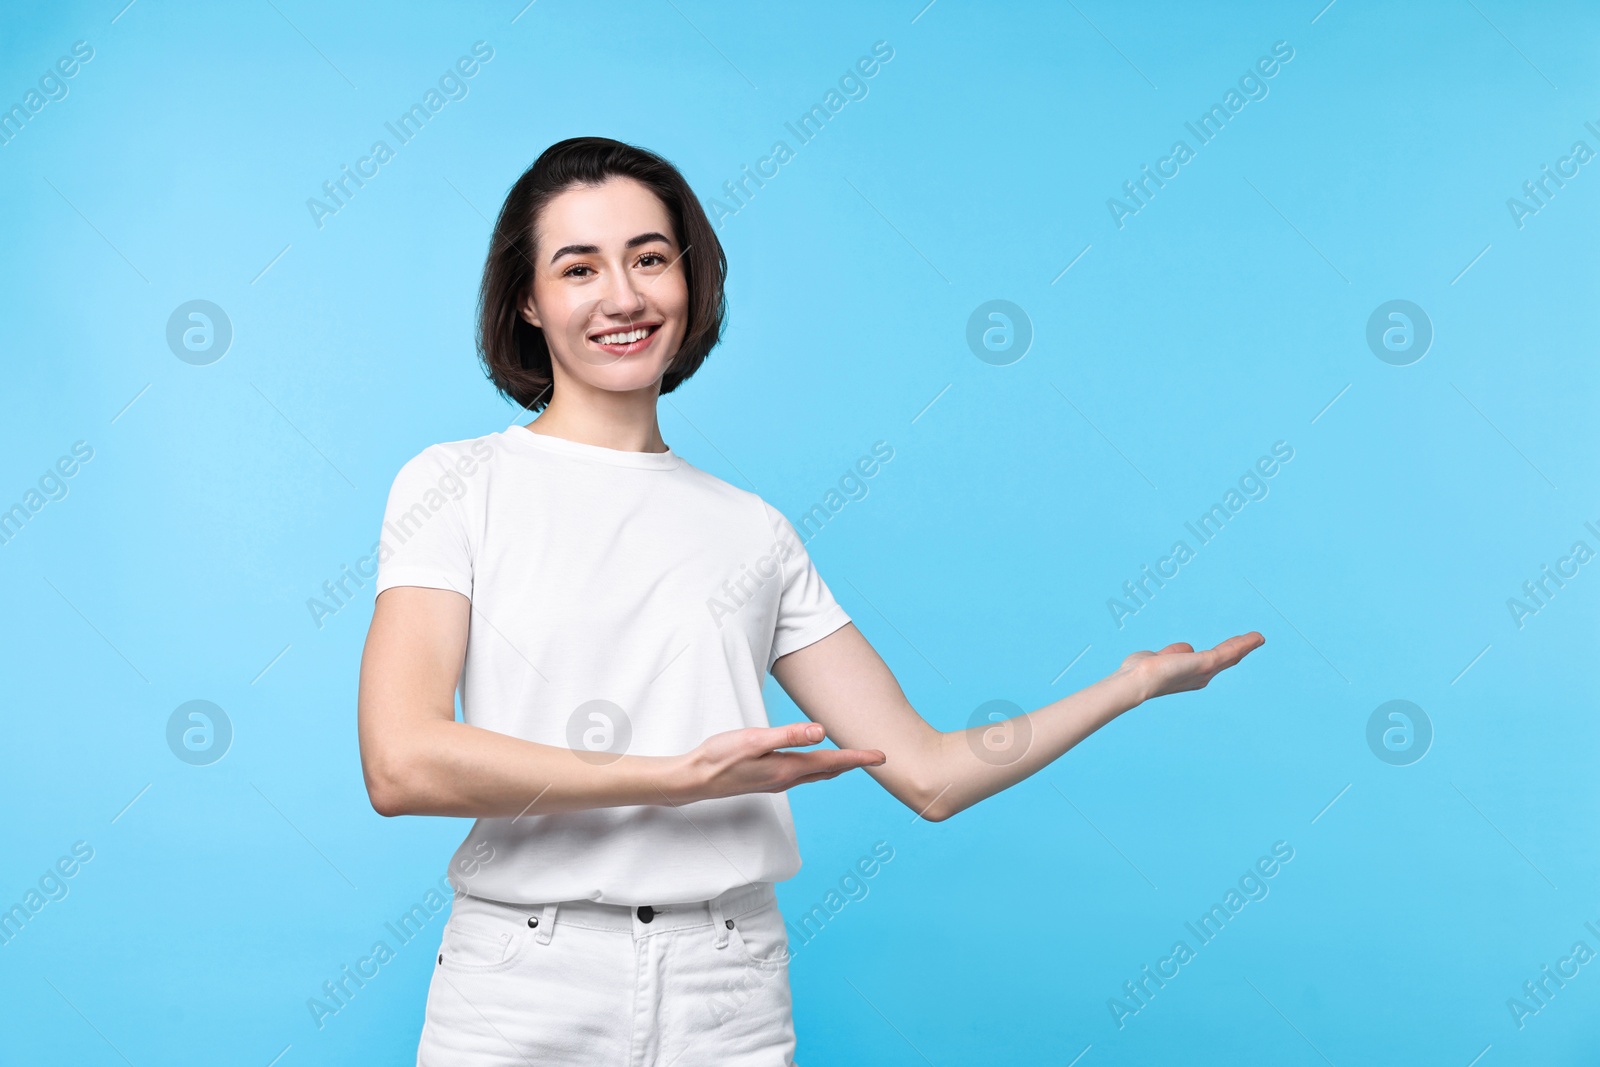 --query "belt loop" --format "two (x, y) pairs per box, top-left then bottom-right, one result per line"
(709, 890), (730, 949)
(533, 900), (557, 945)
